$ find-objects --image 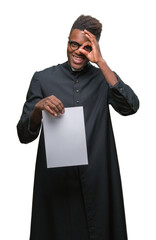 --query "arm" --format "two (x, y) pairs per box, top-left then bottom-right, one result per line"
(79, 30), (118, 86)
(17, 72), (43, 143)
(79, 30), (139, 115)
(17, 72), (65, 143)
(108, 73), (139, 115)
